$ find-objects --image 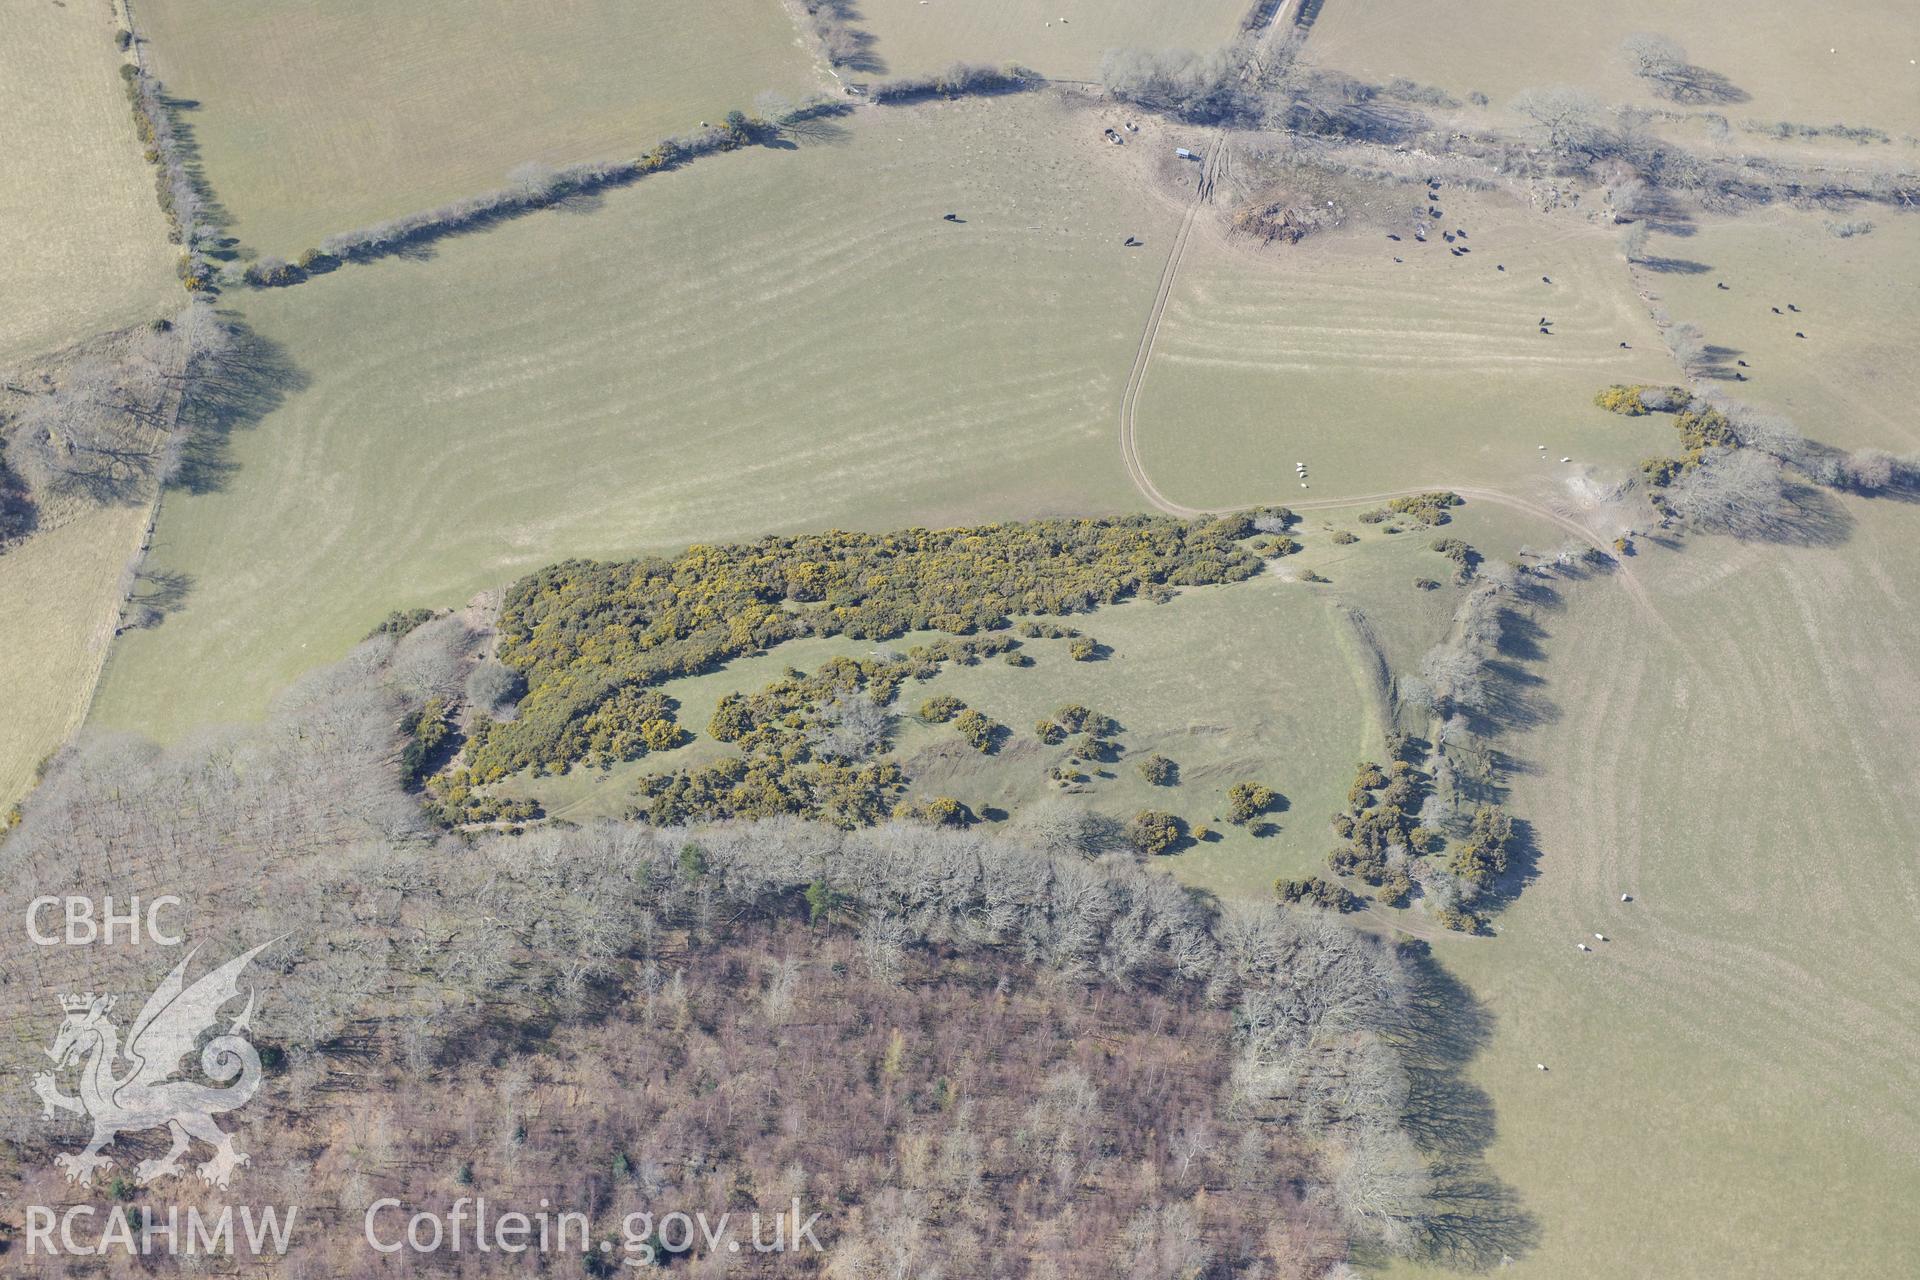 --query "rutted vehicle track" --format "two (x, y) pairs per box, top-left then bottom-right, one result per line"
(1119, 139), (1225, 519)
